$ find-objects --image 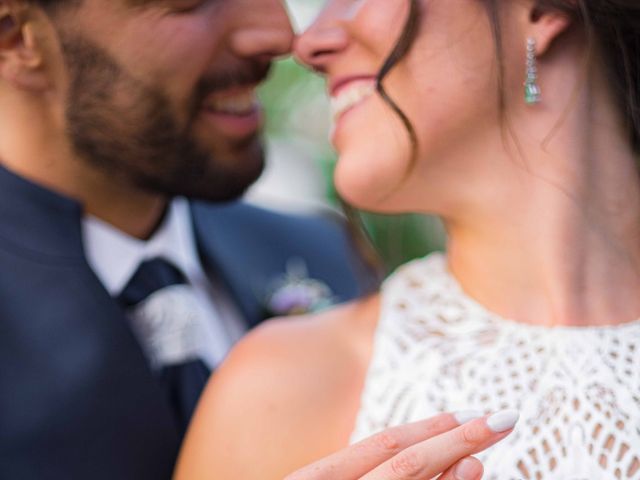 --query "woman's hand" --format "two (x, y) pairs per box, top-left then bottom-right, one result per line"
(284, 410), (519, 480)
